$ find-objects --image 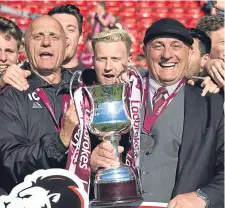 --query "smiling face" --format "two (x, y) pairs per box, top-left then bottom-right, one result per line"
(25, 16), (66, 75)
(0, 34), (18, 72)
(144, 37), (192, 86)
(93, 41), (130, 85)
(52, 13), (80, 67)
